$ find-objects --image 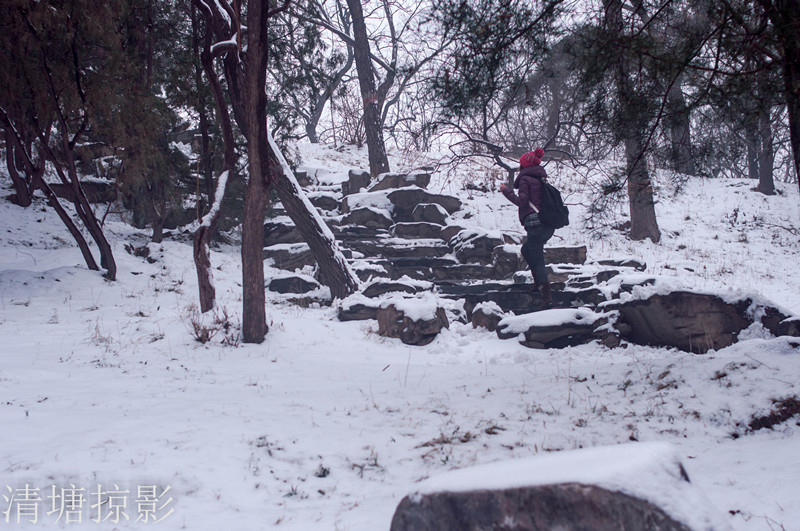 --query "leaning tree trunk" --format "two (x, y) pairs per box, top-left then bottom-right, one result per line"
(267, 131), (359, 299)
(346, 0), (390, 177)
